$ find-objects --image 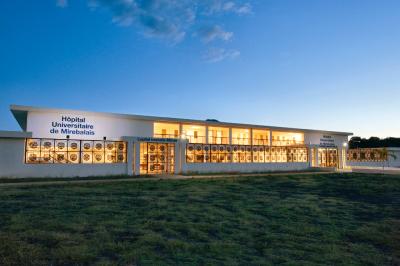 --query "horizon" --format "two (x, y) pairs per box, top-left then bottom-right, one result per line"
(1, 0), (400, 138)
